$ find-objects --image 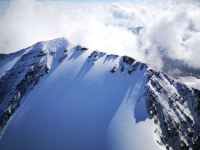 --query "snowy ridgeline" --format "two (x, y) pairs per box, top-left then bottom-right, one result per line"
(0, 38), (200, 150)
